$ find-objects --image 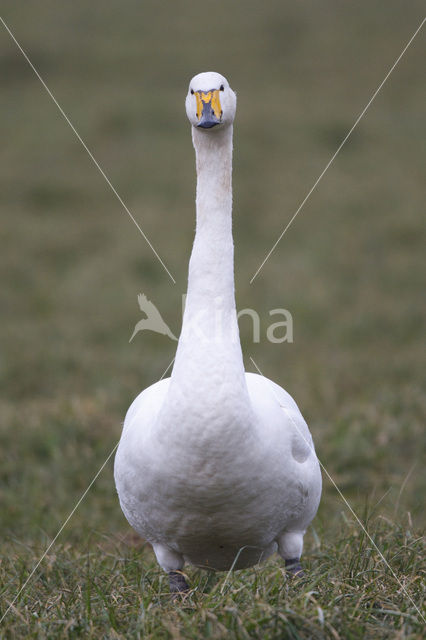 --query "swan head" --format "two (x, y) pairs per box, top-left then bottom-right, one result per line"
(186, 72), (236, 131)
